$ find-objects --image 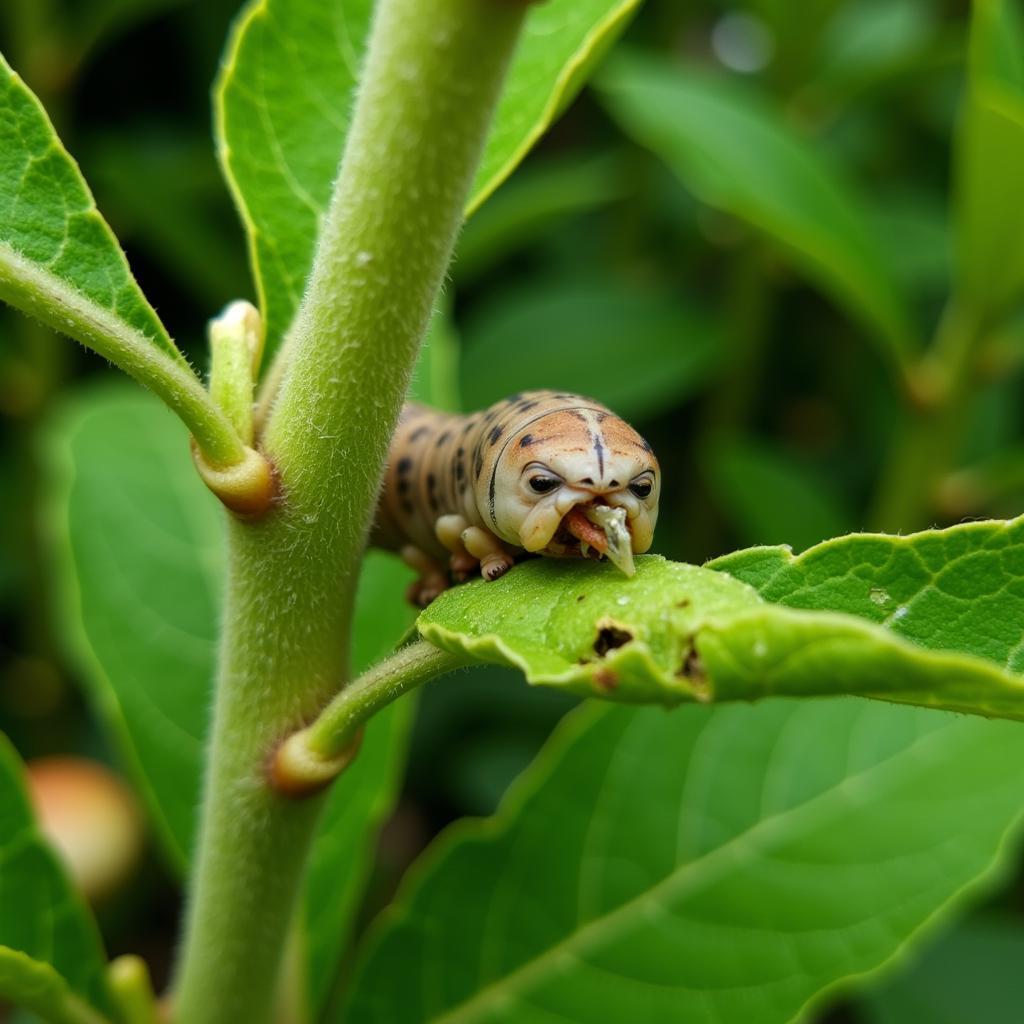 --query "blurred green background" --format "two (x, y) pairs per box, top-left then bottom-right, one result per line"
(2, 0), (1023, 1020)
